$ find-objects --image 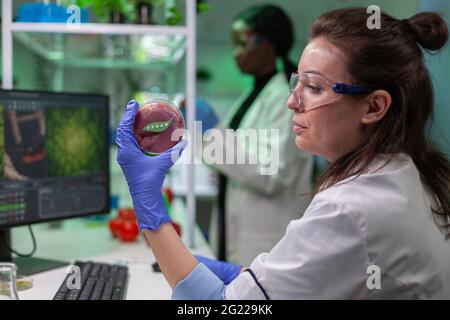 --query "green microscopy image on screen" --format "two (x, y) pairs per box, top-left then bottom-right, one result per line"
(0, 105), (4, 178)
(46, 106), (105, 177)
